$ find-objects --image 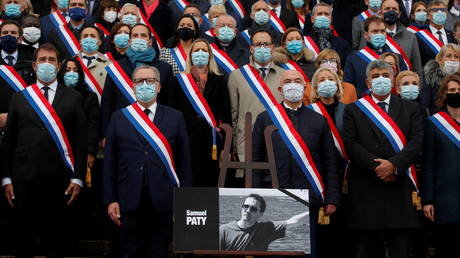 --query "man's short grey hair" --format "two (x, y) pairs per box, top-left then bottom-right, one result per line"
(251, 0), (267, 13)
(132, 65), (161, 83)
(366, 60), (394, 78)
(120, 3), (140, 16)
(312, 2), (332, 16)
(217, 14), (237, 26)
